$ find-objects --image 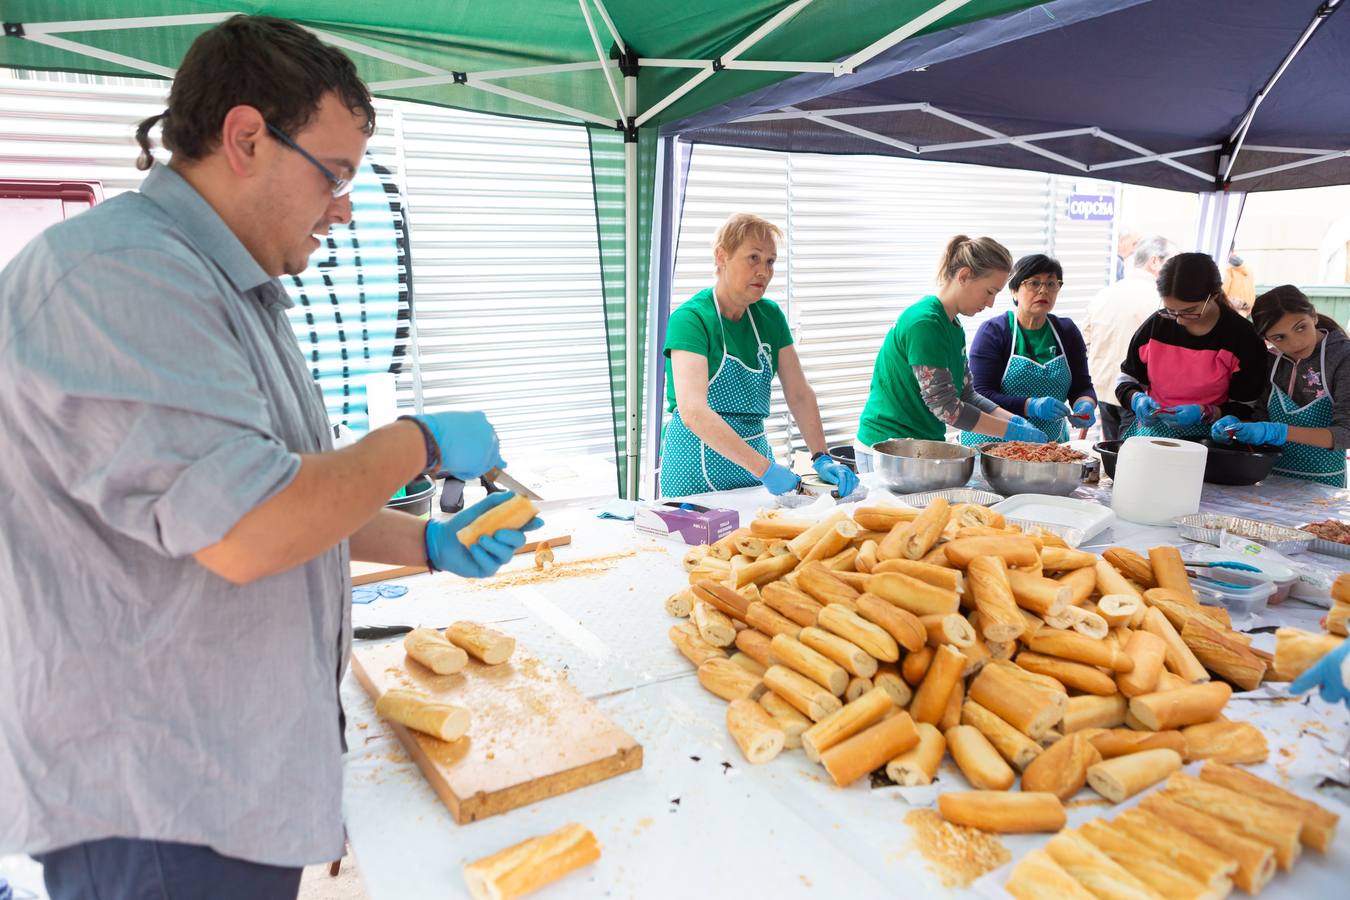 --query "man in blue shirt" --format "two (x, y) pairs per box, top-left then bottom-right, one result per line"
(0, 16), (538, 899)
